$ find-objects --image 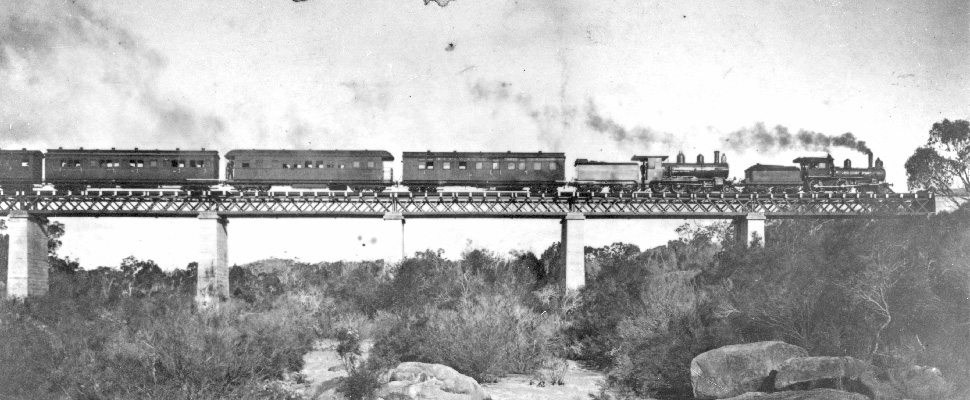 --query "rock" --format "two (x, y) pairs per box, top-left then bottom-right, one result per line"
(773, 356), (869, 390)
(860, 371), (903, 400)
(691, 341), (809, 399)
(377, 362), (490, 400)
(893, 365), (947, 400)
(718, 388), (869, 399)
